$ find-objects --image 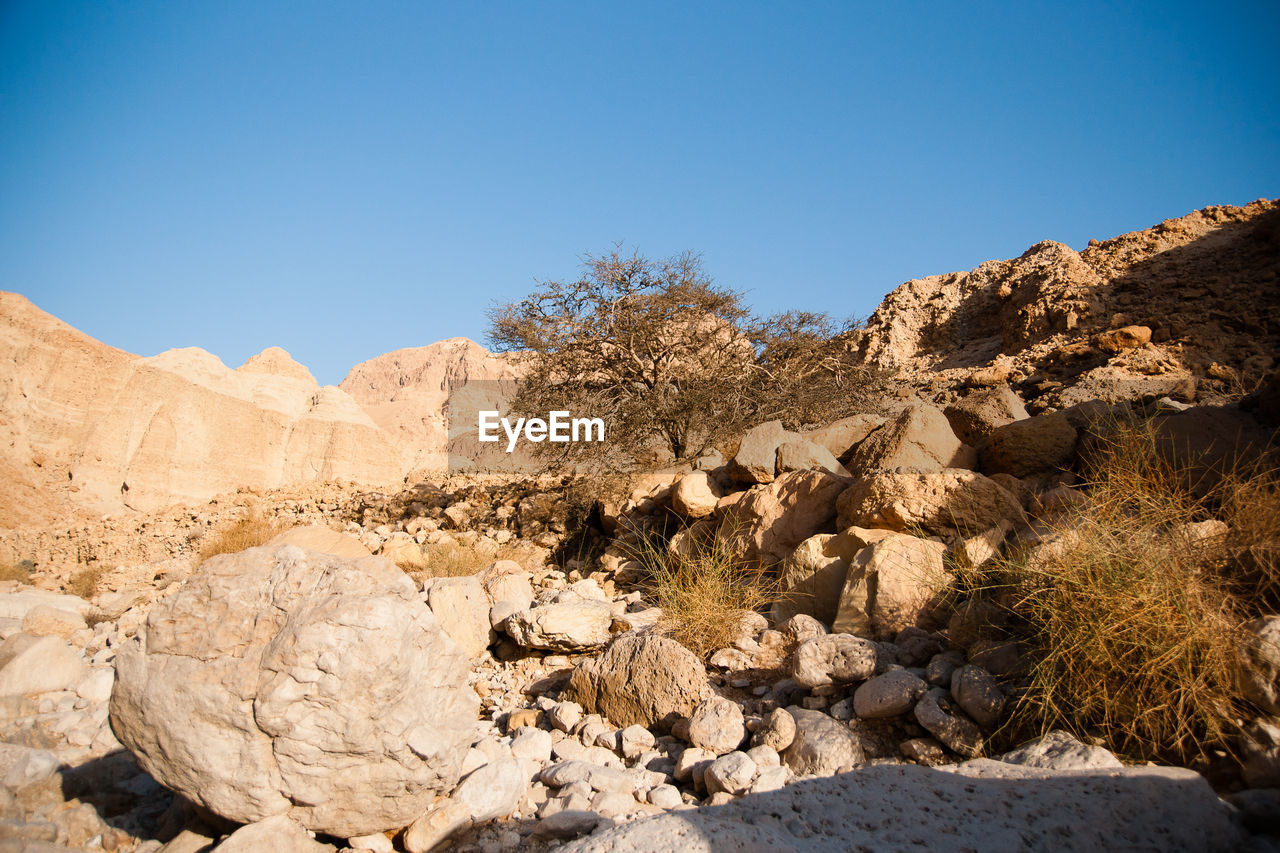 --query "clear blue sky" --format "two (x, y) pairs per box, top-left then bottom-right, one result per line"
(2, 1), (1277, 385)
